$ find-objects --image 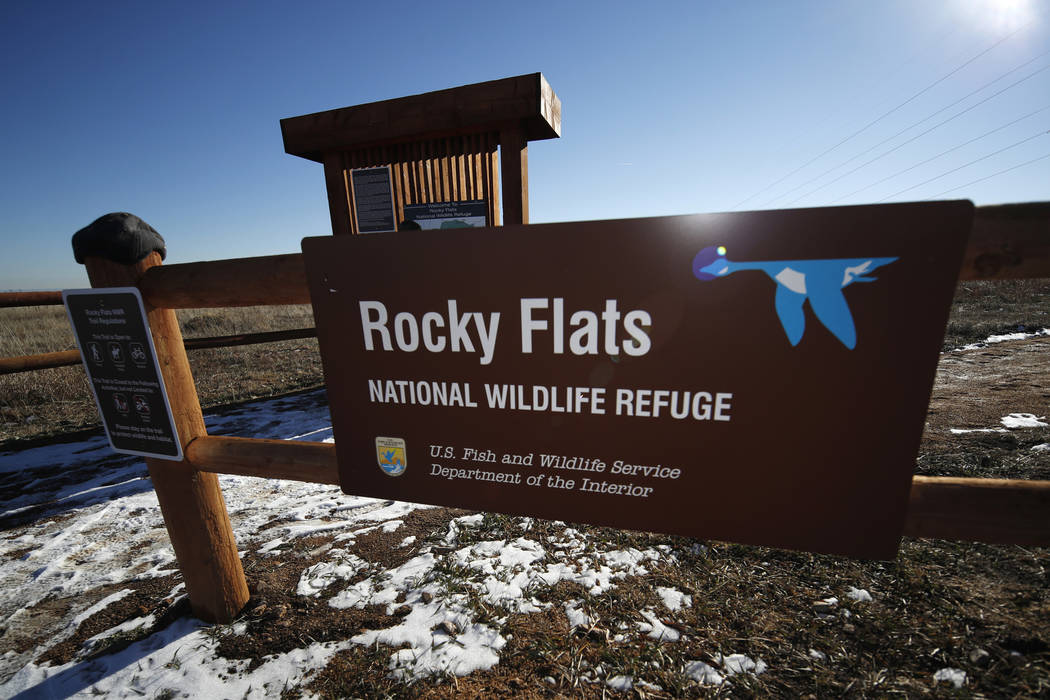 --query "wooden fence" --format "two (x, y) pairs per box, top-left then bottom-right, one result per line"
(0, 291), (315, 375)
(3, 201), (1049, 623)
